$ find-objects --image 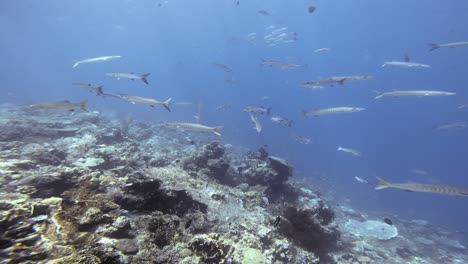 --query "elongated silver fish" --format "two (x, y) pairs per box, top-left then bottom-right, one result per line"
(106, 72), (150, 84)
(271, 116), (292, 127)
(429, 42), (468, 51)
(375, 90), (455, 99)
(382, 61), (431, 68)
(118, 94), (172, 112)
(260, 58), (301, 69)
(72, 83), (103, 96)
(244, 106), (271, 115)
(337, 146), (362, 157)
(314, 48), (331, 53)
(302, 107), (365, 117)
(354, 176), (369, 184)
(301, 75), (373, 87)
(433, 121), (468, 131)
(73, 55), (121, 68)
(30, 99), (89, 112)
(250, 114), (262, 133)
(375, 177), (468, 196)
(161, 122), (222, 136)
